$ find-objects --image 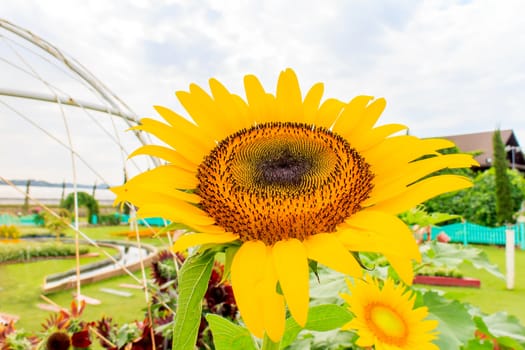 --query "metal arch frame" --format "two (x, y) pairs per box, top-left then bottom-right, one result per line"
(0, 88), (137, 122)
(0, 18), (159, 166)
